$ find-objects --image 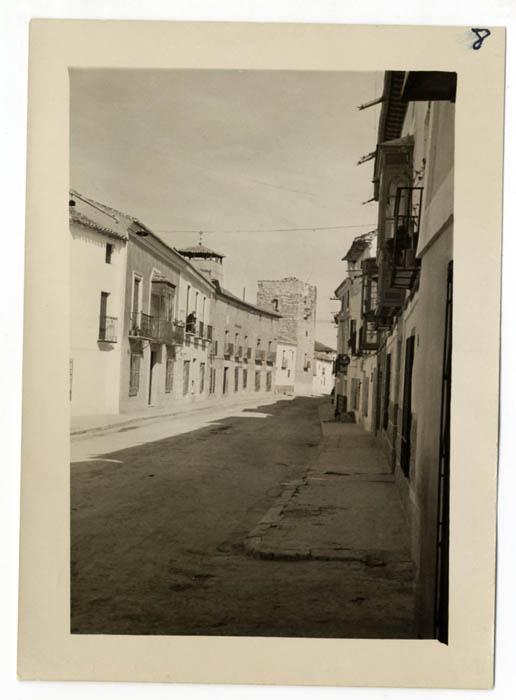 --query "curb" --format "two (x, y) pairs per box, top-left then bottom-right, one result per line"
(244, 403), (330, 560)
(71, 393), (293, 439)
